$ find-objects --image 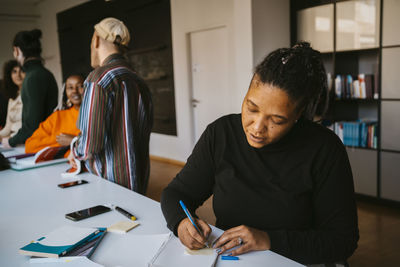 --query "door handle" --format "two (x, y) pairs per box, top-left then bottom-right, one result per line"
(191, 98), (200, 107)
